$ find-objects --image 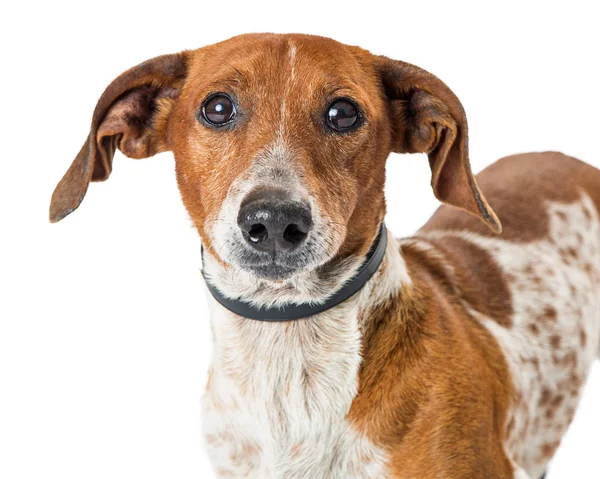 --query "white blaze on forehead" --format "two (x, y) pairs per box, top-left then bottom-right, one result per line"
(288, 42), (296, 80)
(278, 40), (297, 143)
